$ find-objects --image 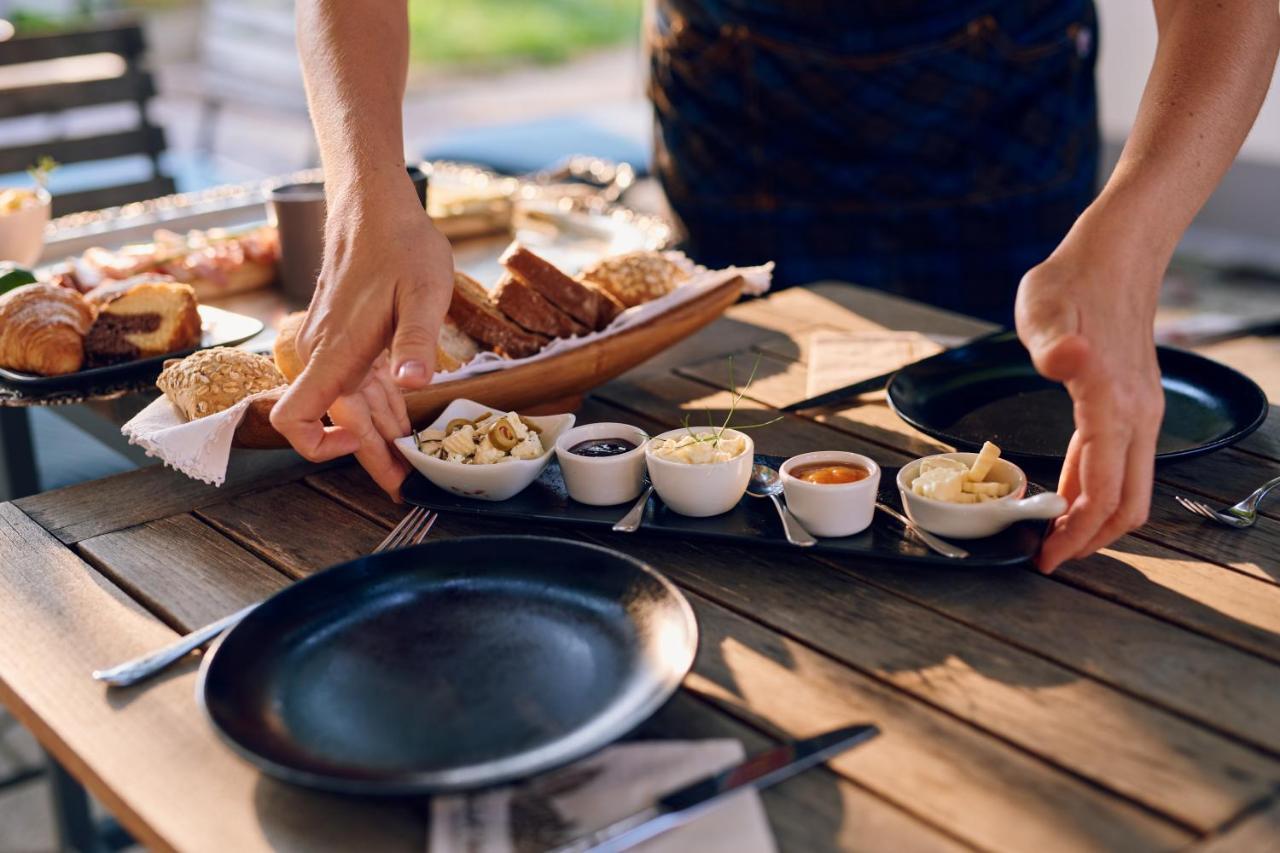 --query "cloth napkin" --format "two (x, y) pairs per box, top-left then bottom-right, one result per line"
(120, 259), (773, 487)
(428, 740), (776, 853)
(804, 330), (944, 399)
